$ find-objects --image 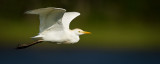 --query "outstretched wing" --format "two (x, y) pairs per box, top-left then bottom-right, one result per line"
(26, 7), (66, 33)
(62, 12), (80, 30)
